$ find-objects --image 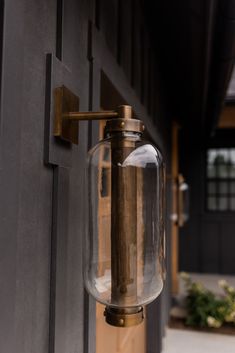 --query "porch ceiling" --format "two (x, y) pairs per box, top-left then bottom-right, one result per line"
(144, 0), (235, 138)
